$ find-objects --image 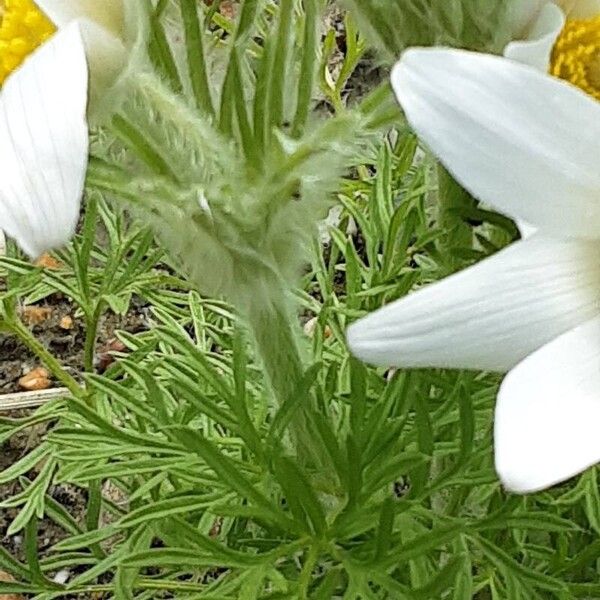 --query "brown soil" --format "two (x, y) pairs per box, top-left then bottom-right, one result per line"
(0, 295), (151, 394)
(0, 293), (152, 596)
(0, 416), (87, 559)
